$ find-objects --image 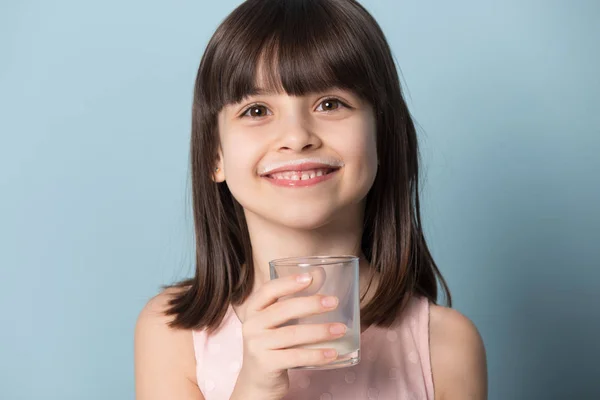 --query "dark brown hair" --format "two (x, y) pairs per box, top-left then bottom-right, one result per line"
(166, 0), (451, 332)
